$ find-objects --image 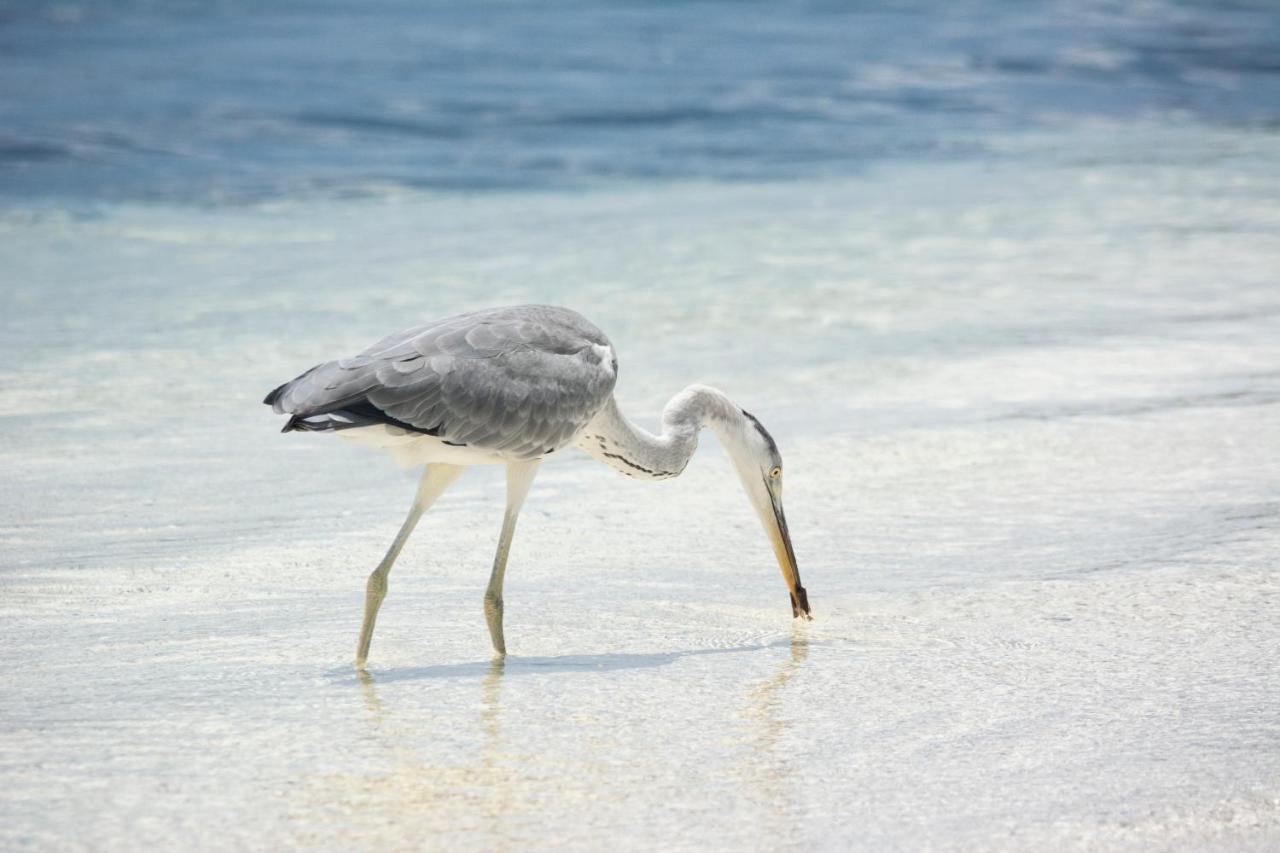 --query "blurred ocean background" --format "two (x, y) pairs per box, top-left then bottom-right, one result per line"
(2, 0), (1279, 201)
(2, 1), (1279, 850)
